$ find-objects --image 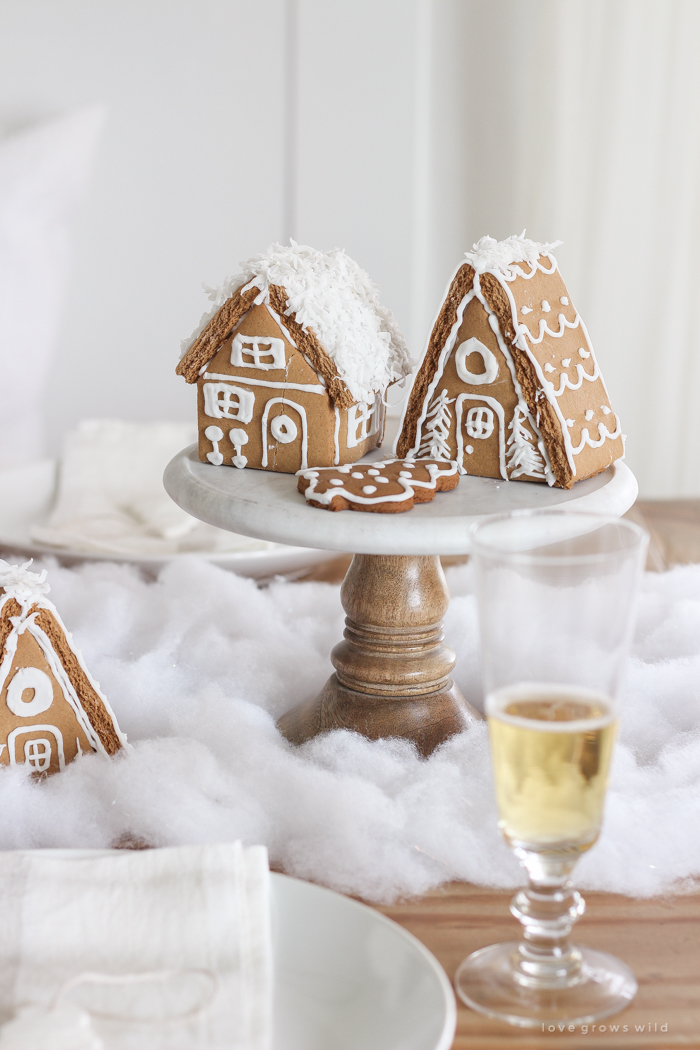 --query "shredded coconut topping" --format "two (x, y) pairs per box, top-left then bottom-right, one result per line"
(0, 559), (50, 605)
(182, 242), (412, 405)
(464, 231), (562, 279)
